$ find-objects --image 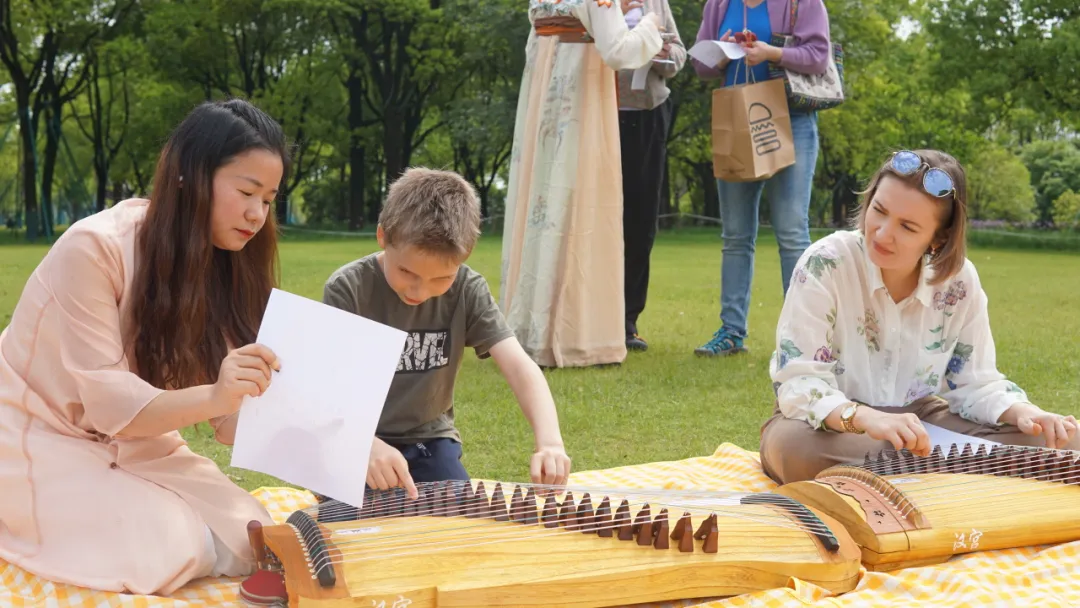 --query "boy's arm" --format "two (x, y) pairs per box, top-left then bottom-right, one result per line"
(462, 270), (570, 485)
(488, 336), (571, 486)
